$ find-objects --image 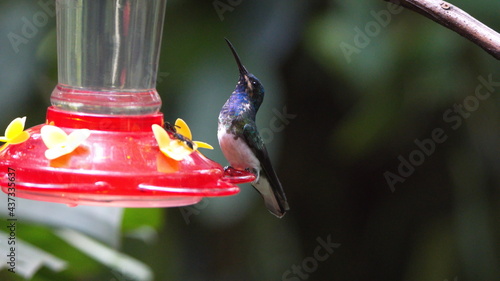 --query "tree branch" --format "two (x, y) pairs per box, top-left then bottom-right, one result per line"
(384, 0), (500, 60)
